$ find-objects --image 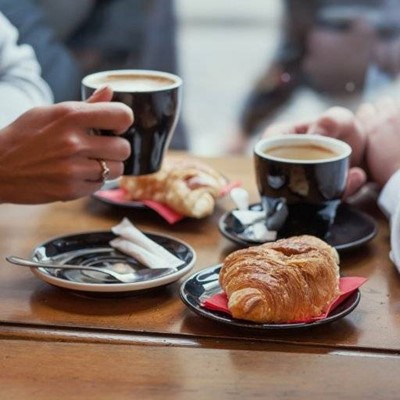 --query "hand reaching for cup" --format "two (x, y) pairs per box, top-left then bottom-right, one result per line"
(262, 106), (367, 198)
(262, 98), (400, 196)
(0, 86), (133, 204)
